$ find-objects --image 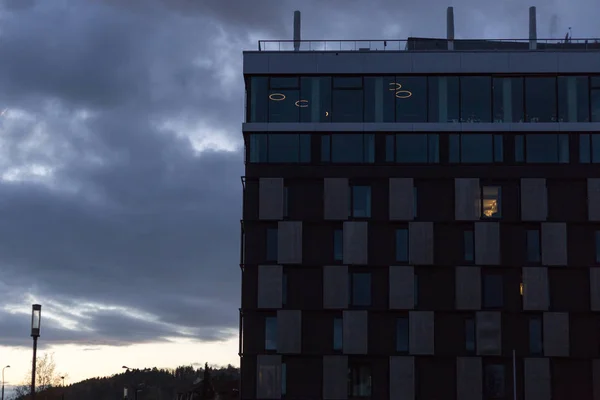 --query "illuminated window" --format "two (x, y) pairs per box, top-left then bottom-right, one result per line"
(460, 76), (492, 122)
(385, 134), (439, 163)
(481, 186), (502, 218)
(525, 77), (557, 122)
(333, 317), (343, 351)
(265, 316), (277, 351)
